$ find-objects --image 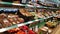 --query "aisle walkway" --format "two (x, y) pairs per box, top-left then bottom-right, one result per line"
(51, 24), (60, 34)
